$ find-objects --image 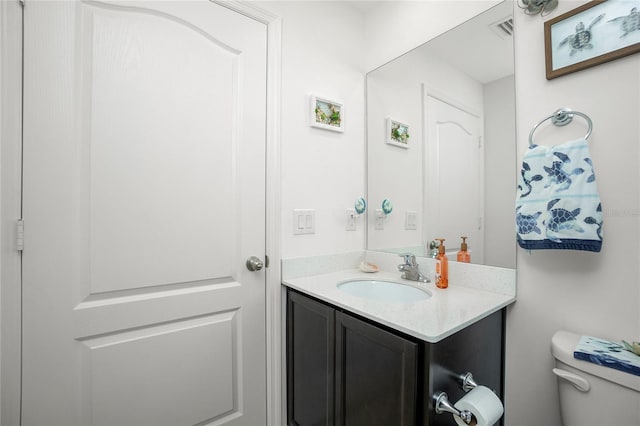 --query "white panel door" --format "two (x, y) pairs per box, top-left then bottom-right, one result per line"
(21, 1), (267, 425)
(425, 95), (484, 263)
